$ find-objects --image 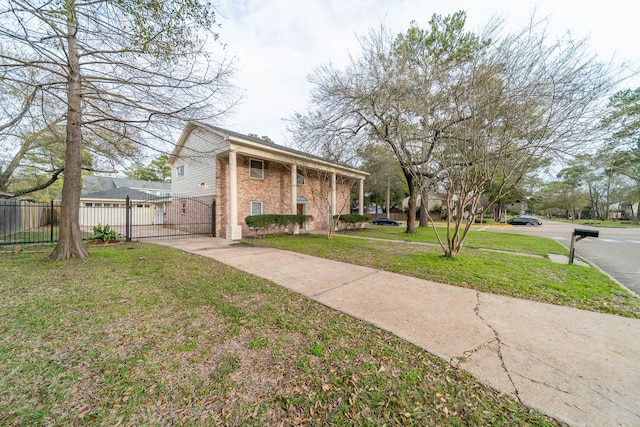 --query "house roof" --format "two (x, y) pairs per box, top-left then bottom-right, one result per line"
(82, 176), (170, 194)
(169, 122), (368, 179)
(80, 187), (159, 201)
